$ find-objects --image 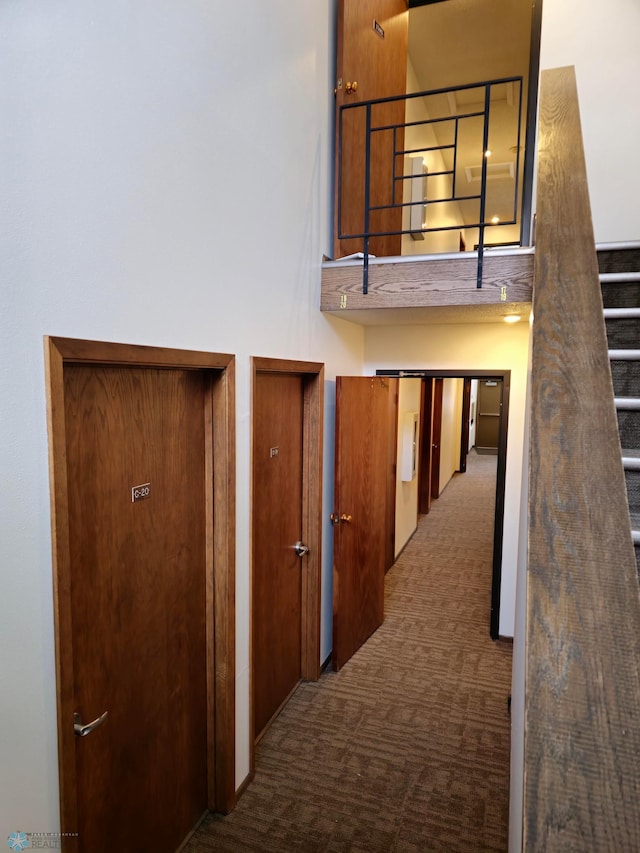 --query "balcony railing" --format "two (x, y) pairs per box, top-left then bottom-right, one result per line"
(336, 77), (524, 293)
